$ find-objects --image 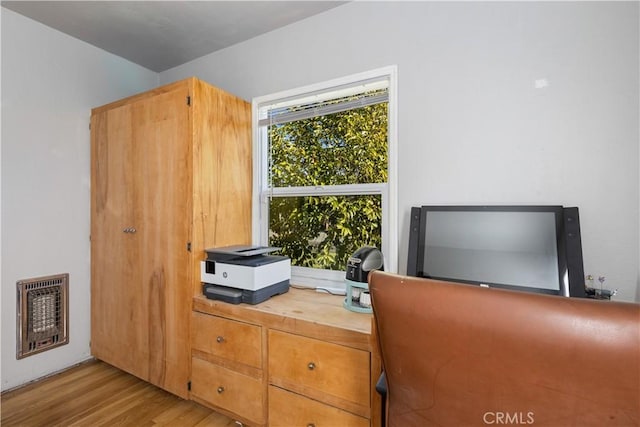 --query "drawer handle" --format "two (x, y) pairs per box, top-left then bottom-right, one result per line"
(307, 424), (316, 427)
(217, 386), (225, 394)
(216, 336), (225, 343)
(307, 362), (316, 370)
